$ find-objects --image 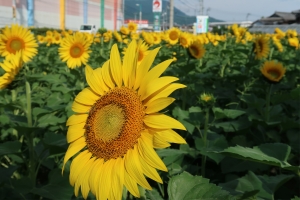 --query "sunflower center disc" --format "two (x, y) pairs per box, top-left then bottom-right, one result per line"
(169, 32), (178, 40)
(94, 104), (125, 142)
(8, 37), (24, 53)
(268, 70), (280, 79)
(190, 46), (199, 56)
(70, 45), (83, 58)
(85, 87), (145, 160)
